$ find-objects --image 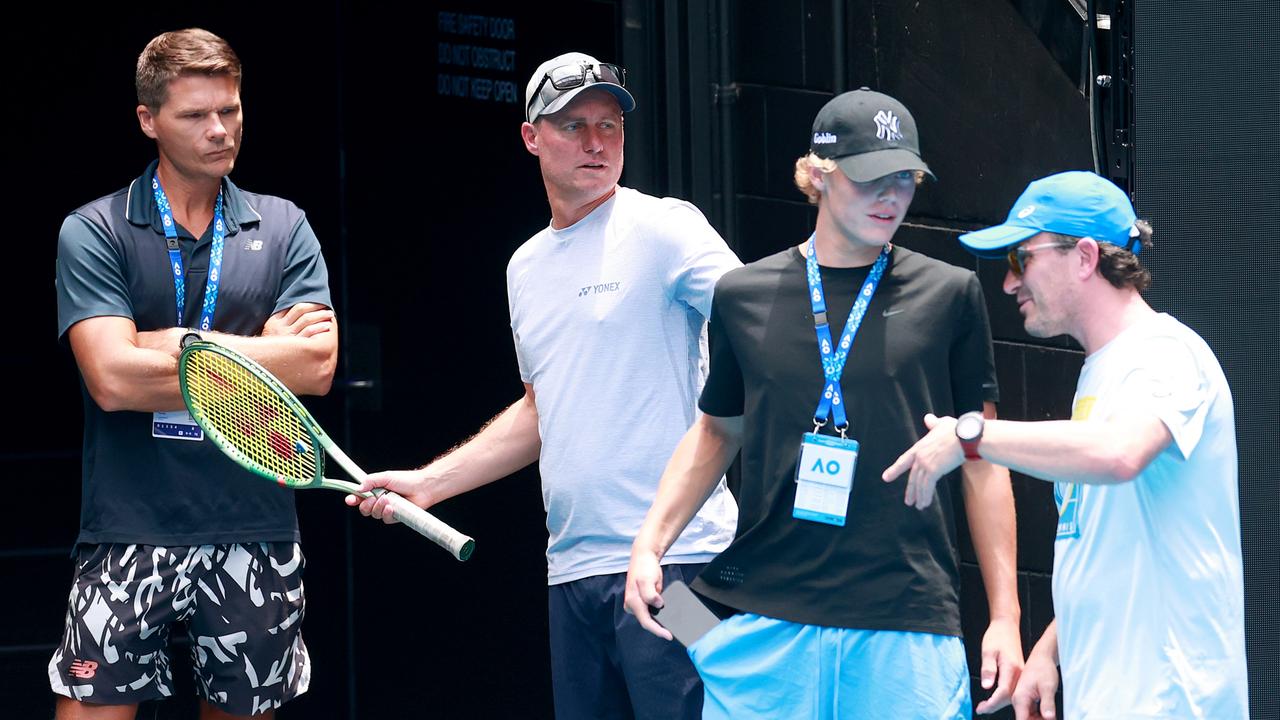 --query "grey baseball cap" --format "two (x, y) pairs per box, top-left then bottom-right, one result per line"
(524, 51), (635, 123)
